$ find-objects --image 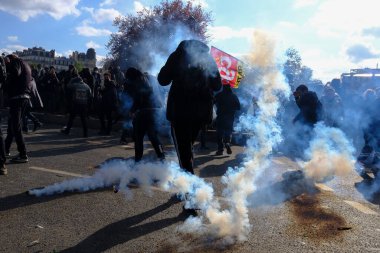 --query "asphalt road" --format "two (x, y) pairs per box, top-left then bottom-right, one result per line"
(0, 125), (379, 253)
